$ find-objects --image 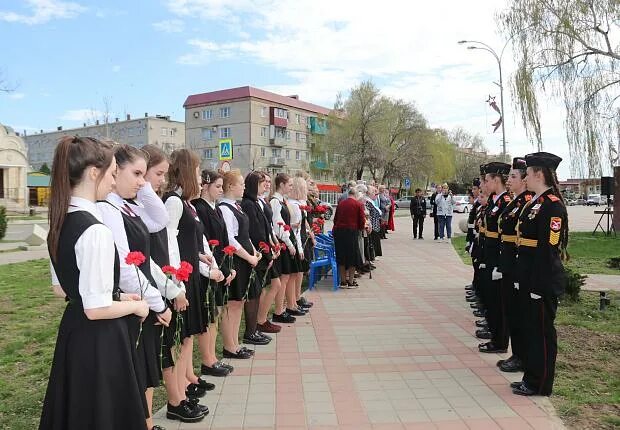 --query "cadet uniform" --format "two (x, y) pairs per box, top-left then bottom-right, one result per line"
(513, 152), (567, 396)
